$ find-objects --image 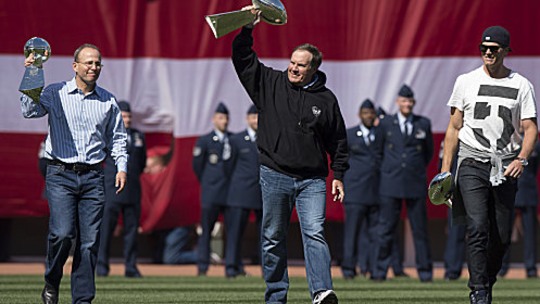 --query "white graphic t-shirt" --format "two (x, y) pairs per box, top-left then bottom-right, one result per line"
(448, 66), (537, 158)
